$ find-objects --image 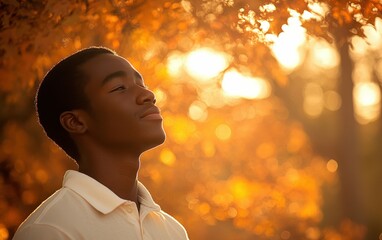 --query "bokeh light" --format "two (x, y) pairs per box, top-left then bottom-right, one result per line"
(303, 82), (324, 117)
(188, 100), (208, 122)
(0, 225), (9, 240)
(221, 70), (271, 99)
(160, 148), (176, 166)
(153, 88), (167, 107)
(2, 1), (382, 239)
(324, 90), (342, 111)
(166, 51), (184, 78)
(353, 82), (381, 124)
(351, 18), (382, 59)
(310, 39), (339, 69)
(271, 17), (307, 71)
(215, 124), (232, 141)
(326, 159), (338, 173)
(303, 2), (328, 21)
(362, 19), (382, 50)
(185, 48), (230, 82)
